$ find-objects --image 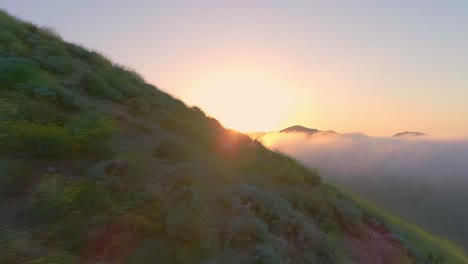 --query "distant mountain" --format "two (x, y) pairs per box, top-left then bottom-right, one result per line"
(280, 125), (320, 134)
(393, 131), (427, 138)
(251, 126), (428, 141)
(249, 125), (365, 140)
(280, 125), (340, 137)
